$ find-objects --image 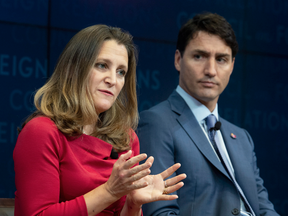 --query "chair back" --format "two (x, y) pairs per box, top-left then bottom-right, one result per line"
(0, 198), (15, 216)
